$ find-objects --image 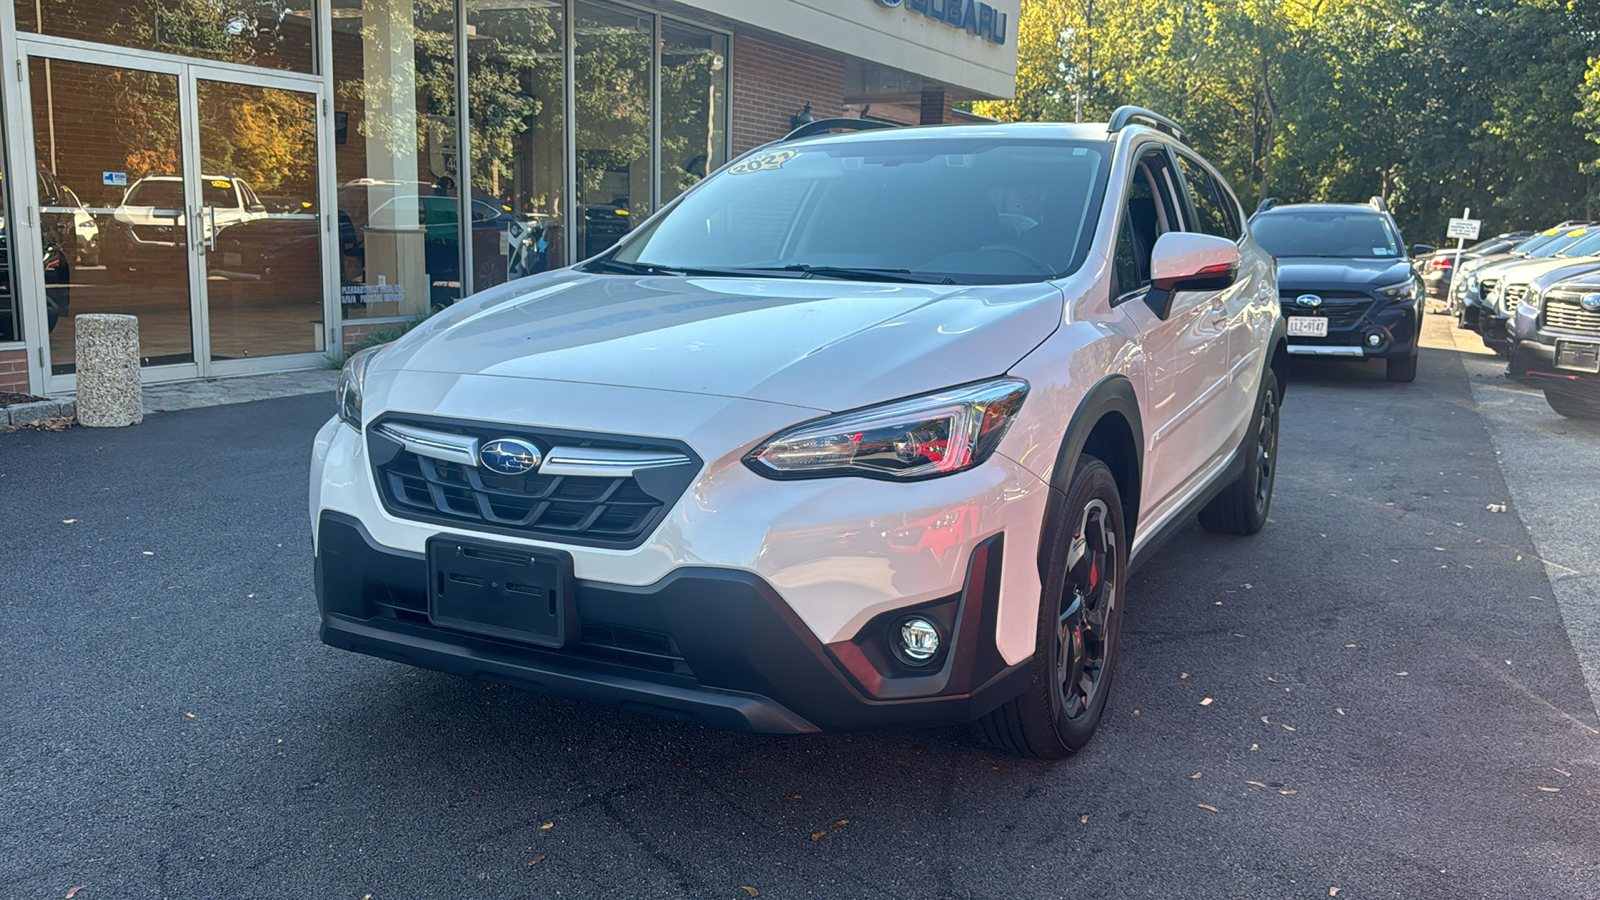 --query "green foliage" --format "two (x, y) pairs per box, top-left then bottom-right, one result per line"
(989, 0), (1600, 241)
